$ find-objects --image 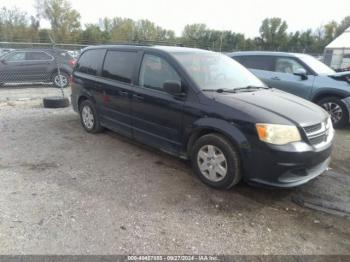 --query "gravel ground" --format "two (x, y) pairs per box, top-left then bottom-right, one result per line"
(0, 87), (349, 255)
